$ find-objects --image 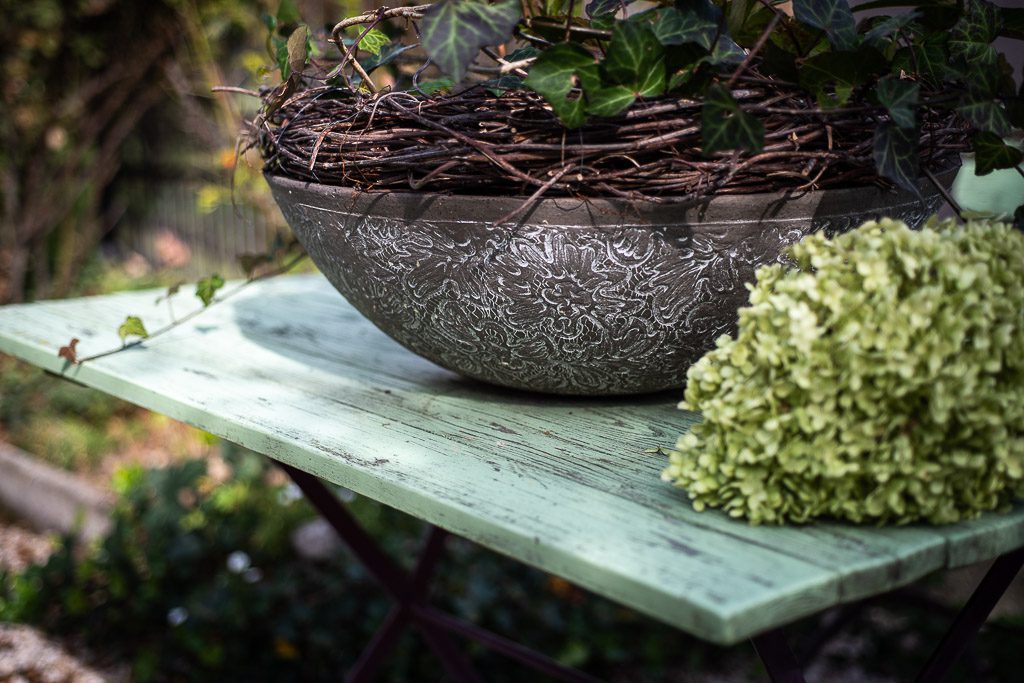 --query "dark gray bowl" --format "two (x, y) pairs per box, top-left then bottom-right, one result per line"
(267, 173), (950, 395)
